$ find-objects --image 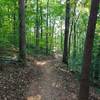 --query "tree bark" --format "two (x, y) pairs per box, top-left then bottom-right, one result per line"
(18, 0), (26, 61)
(40, 4), (43, 39)
(13, 1), (17, 46)
(46, 0), (49, 55)
(62, 0), (70, 65)
(79, 0), (99, 100)
(35, 0), (40, 47)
